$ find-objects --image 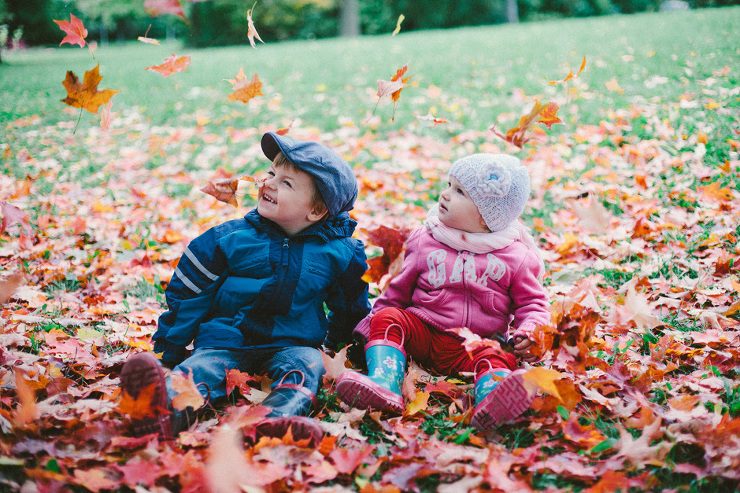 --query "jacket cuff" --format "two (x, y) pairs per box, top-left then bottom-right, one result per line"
(511, 322), (537, 340)
(153, 339), (188, 366)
